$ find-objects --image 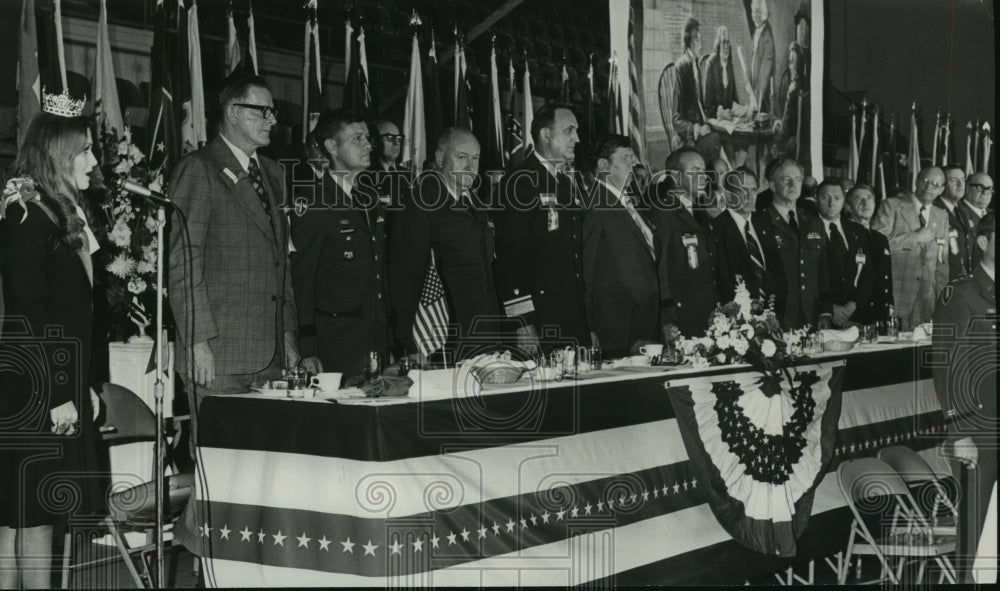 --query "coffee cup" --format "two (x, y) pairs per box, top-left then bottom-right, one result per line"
(287, 388), (315, 399)
(629, 355), (650, 366)
(309, 372), (343, 392)
(640, 344), (664, 359)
